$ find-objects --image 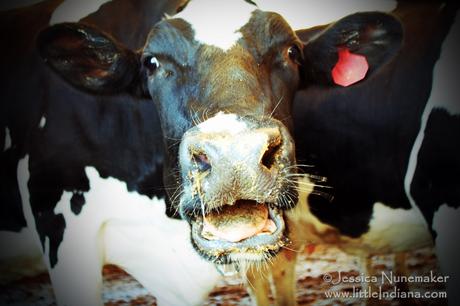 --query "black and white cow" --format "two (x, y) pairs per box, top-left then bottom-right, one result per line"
(1, 1), (222, 305)
(2, 0), (458, 306)
(26, 0), (406, 305)
(292, 1), (460, 305)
